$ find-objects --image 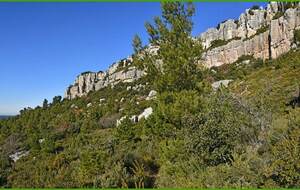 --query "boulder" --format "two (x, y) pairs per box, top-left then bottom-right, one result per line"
(146, 90), (157, 100)
(212, 80), (233, 90)
(9, 150), (29, 162)
(138, 107), (153, 121)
